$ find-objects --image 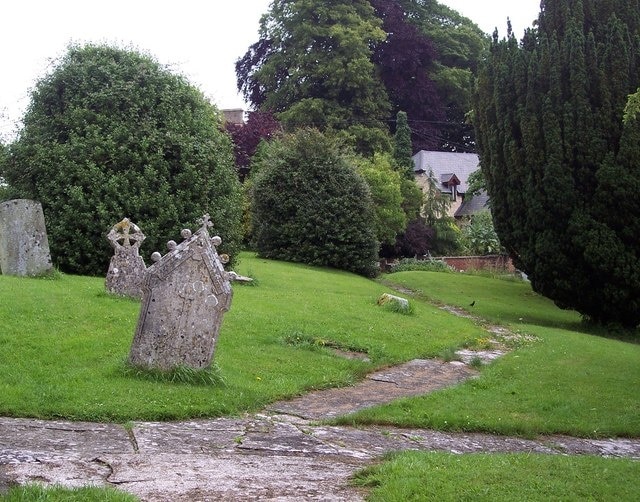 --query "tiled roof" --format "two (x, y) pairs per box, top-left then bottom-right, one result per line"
(454, 192), (490, 217)
(412, 151), (480, 193)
